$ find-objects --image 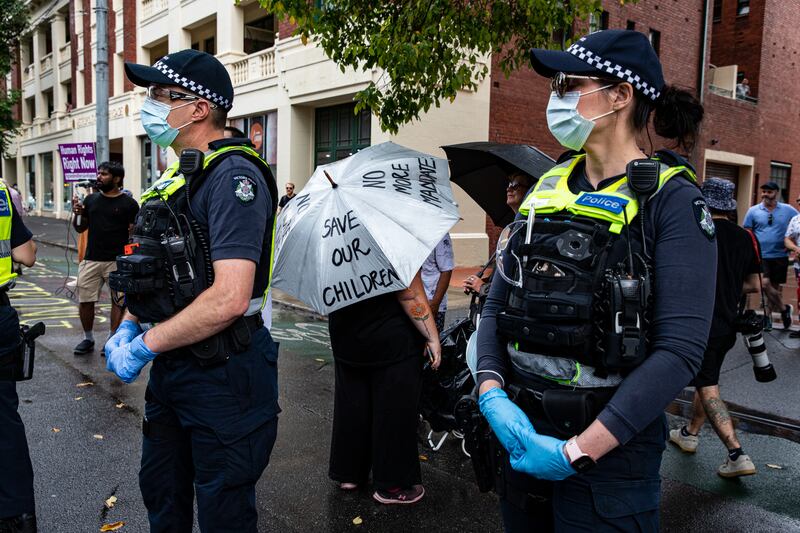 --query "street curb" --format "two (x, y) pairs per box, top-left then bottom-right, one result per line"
(669, 389), (800, 444)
